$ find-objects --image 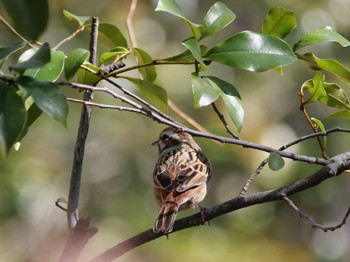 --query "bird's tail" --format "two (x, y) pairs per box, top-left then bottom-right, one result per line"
(153, 201), (179, 234)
